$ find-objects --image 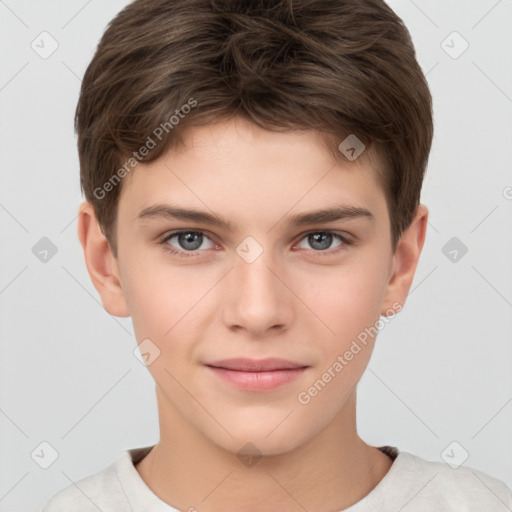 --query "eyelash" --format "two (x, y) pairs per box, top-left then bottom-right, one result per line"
(159, 229), (352, 258)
